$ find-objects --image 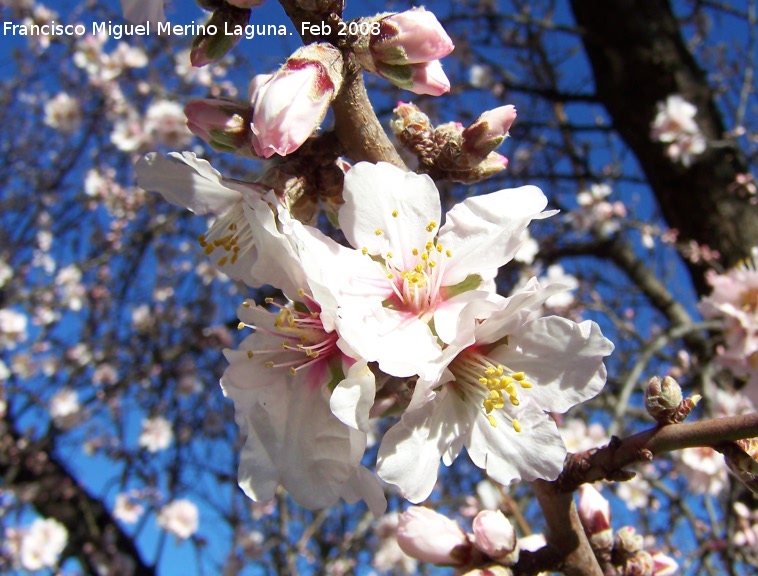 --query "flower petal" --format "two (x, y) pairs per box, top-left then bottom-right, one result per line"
(467, 400), (566, 485)
(438, 185), (551, 285)
(377, 389), (470, 503)
(490, 317), (614, 413)
(136, 151), (252, 215)
(340, 162), (441, 268)
(330, 359), (376, 432)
